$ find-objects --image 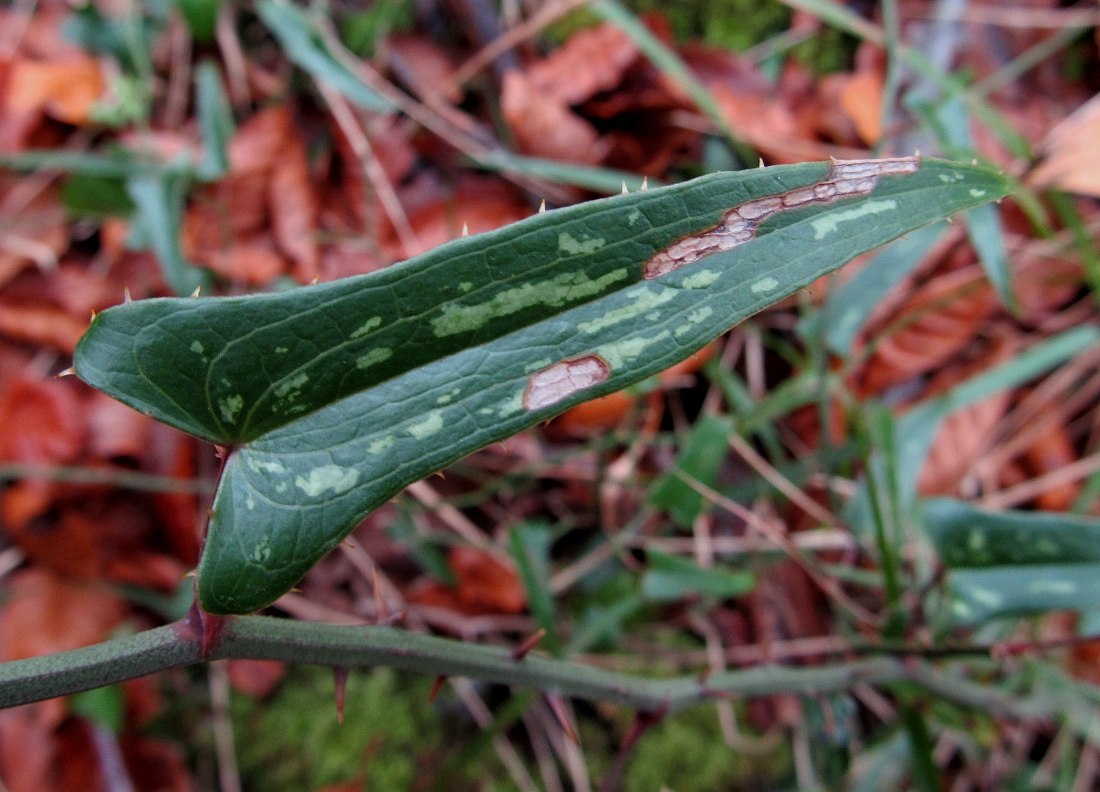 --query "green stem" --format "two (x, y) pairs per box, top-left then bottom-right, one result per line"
(0, 615), (1071, 719)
